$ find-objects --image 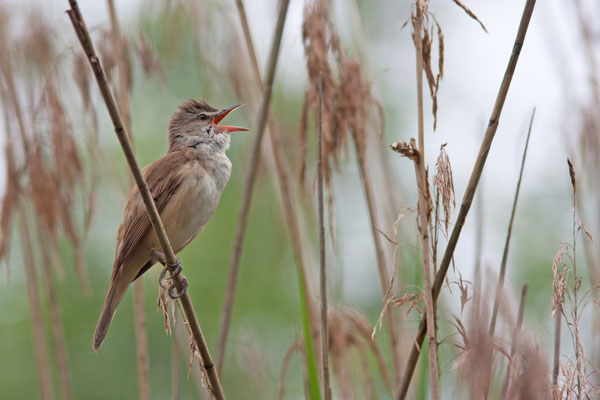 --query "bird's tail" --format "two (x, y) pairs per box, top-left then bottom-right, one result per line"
(92, 274), (130, 352)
